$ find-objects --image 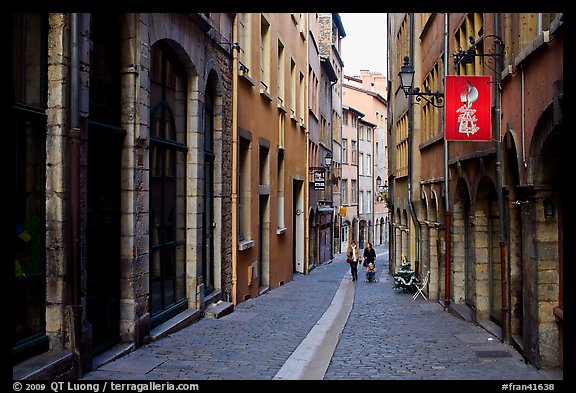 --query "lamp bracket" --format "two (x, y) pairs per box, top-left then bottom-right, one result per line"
(404, 86), (445, 108)
(453, 33), (505, 75)
(399, 55), (444, 108)
(308, 166), (328, 172)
